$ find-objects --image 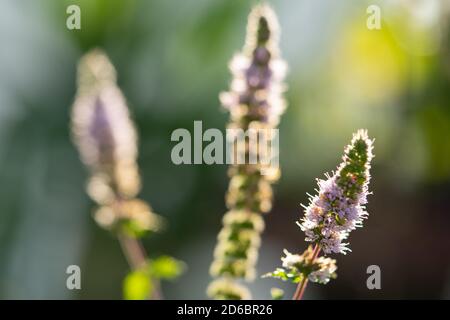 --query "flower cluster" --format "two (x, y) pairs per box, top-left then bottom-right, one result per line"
(264, 246), (337, 285)
(219, 4), (287, 128)
(208, 4), (287, 299)
(71, 49), (162, 238)
(299, 130), (374, 254)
